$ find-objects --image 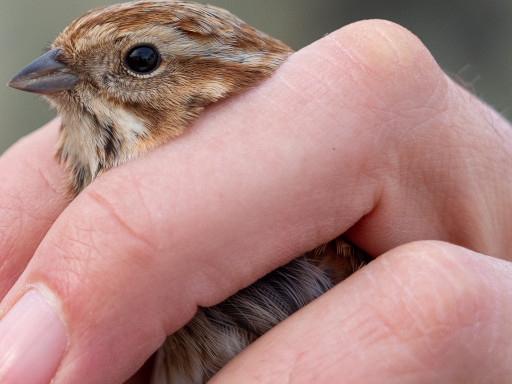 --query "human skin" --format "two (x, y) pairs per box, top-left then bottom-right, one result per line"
(0, 20), (511, 384)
